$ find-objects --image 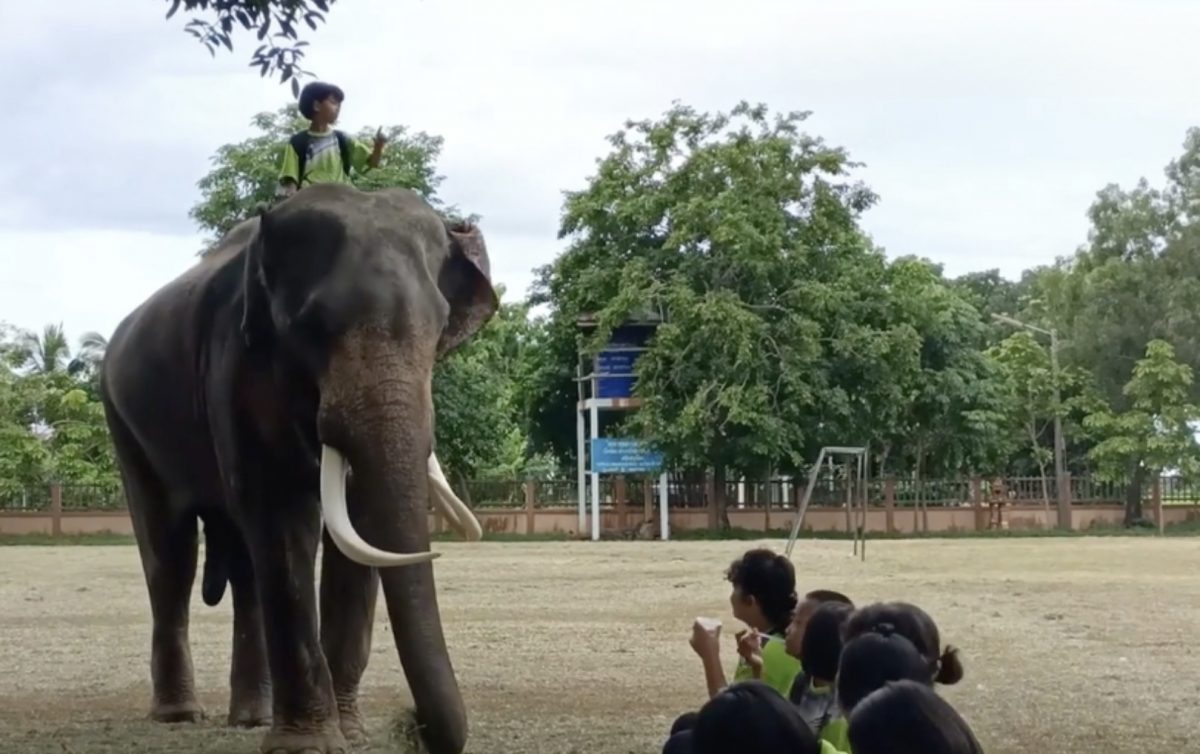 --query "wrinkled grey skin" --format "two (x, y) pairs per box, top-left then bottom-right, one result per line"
(98, 184), (498, 754)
